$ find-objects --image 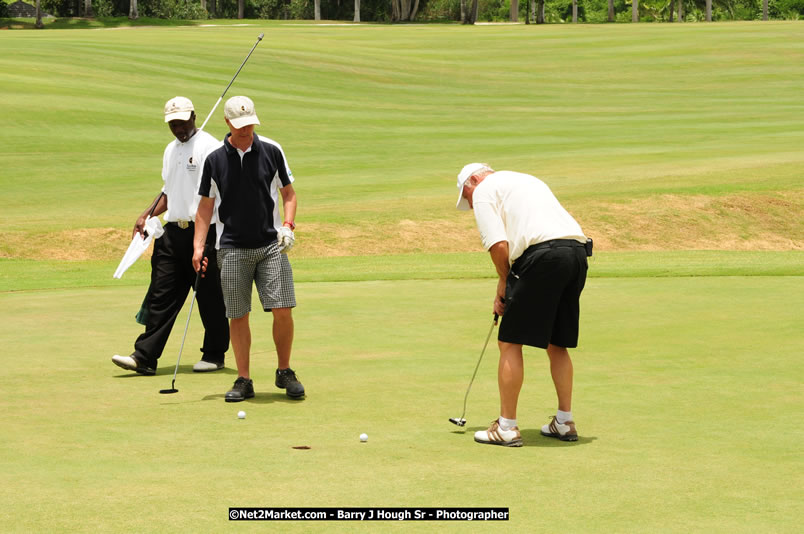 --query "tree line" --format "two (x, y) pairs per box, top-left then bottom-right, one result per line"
(18, 0), (804, 27)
